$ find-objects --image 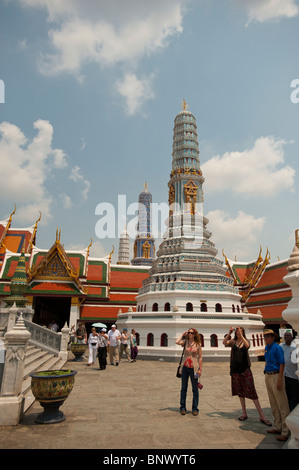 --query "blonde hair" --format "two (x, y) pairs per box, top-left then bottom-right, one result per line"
(188, 328), (201, 346)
